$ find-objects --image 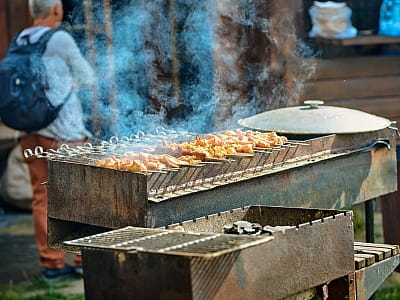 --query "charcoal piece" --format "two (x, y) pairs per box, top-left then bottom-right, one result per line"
(262, 225), (292, 234)
(262, 226), (274, 235)
(252, 223), (262, 231)
(233, 221), (253, 229)
(223, 224), (235, 234)
(243, 226), (255, 234)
